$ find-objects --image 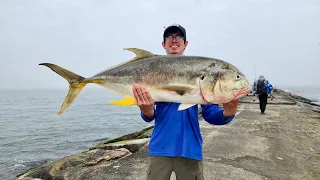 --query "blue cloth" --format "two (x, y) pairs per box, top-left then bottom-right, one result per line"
(264, 80), (273, 94)
(140, 102), (234, 161)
